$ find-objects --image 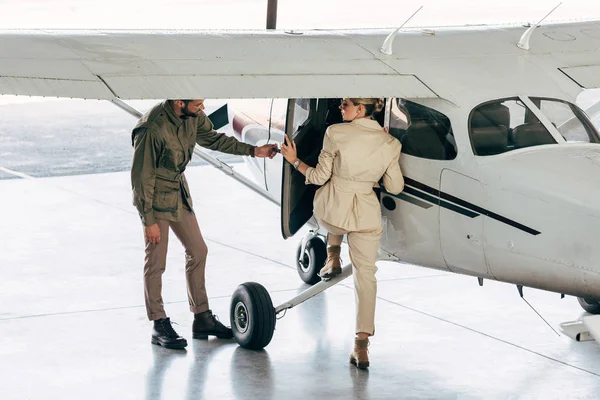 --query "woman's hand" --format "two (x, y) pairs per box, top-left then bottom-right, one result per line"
(281, 135), (298, 164)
